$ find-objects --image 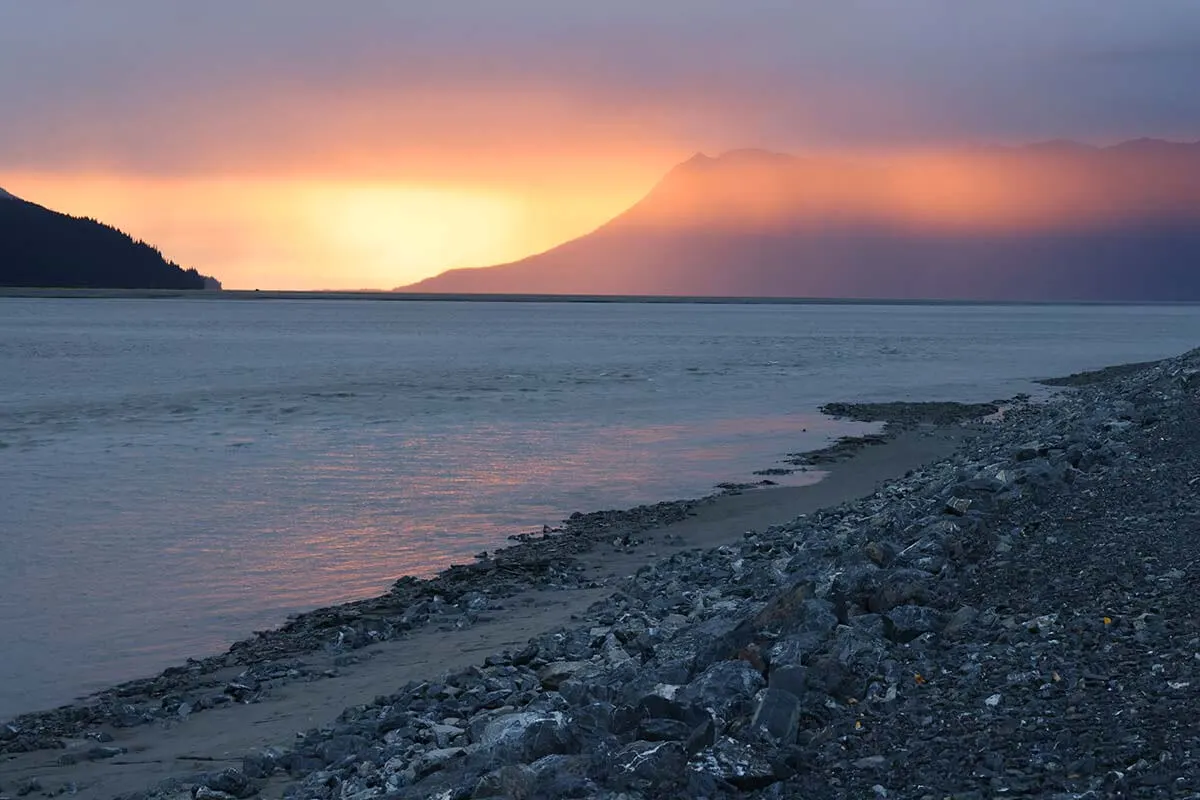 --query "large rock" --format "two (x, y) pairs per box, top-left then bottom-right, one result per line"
(765, 599), (839, 666)
(883, 605), (944, 643)
(411, 746), (466, 778)
(611, 740), (688, 786)
(691, 585), (833, 674)
(867, 568), (932, 613)
(471, 764), (535, 798)
(824, 562), (881, 609)
(750, 687), (803, 743)
(805, 625), (890, 699)
(677, 660), (766, 723)
(637, 717), (694, 742)
(198, 767), (259, 799)
(315, 734), (373, 767)
(474, 712), (552, 751)
(832, 625), (889, 673)
(537, 661), (592, 690)
(688, 615), (760, 673)
(566, 701), (624, 738)
(517, 715), (578, 761)
(633, 690), (711, 730)
(526, 754), (594, 797)
(750, 580), (818, 632)
(767, 664), (809, 699)
(690, 736), (779, 791)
